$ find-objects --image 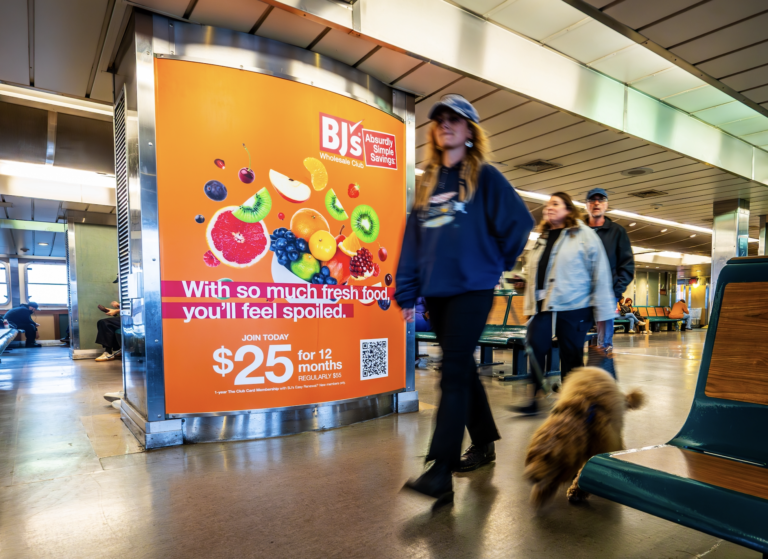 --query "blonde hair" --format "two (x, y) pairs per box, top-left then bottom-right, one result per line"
(414, 120), (490, 209)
